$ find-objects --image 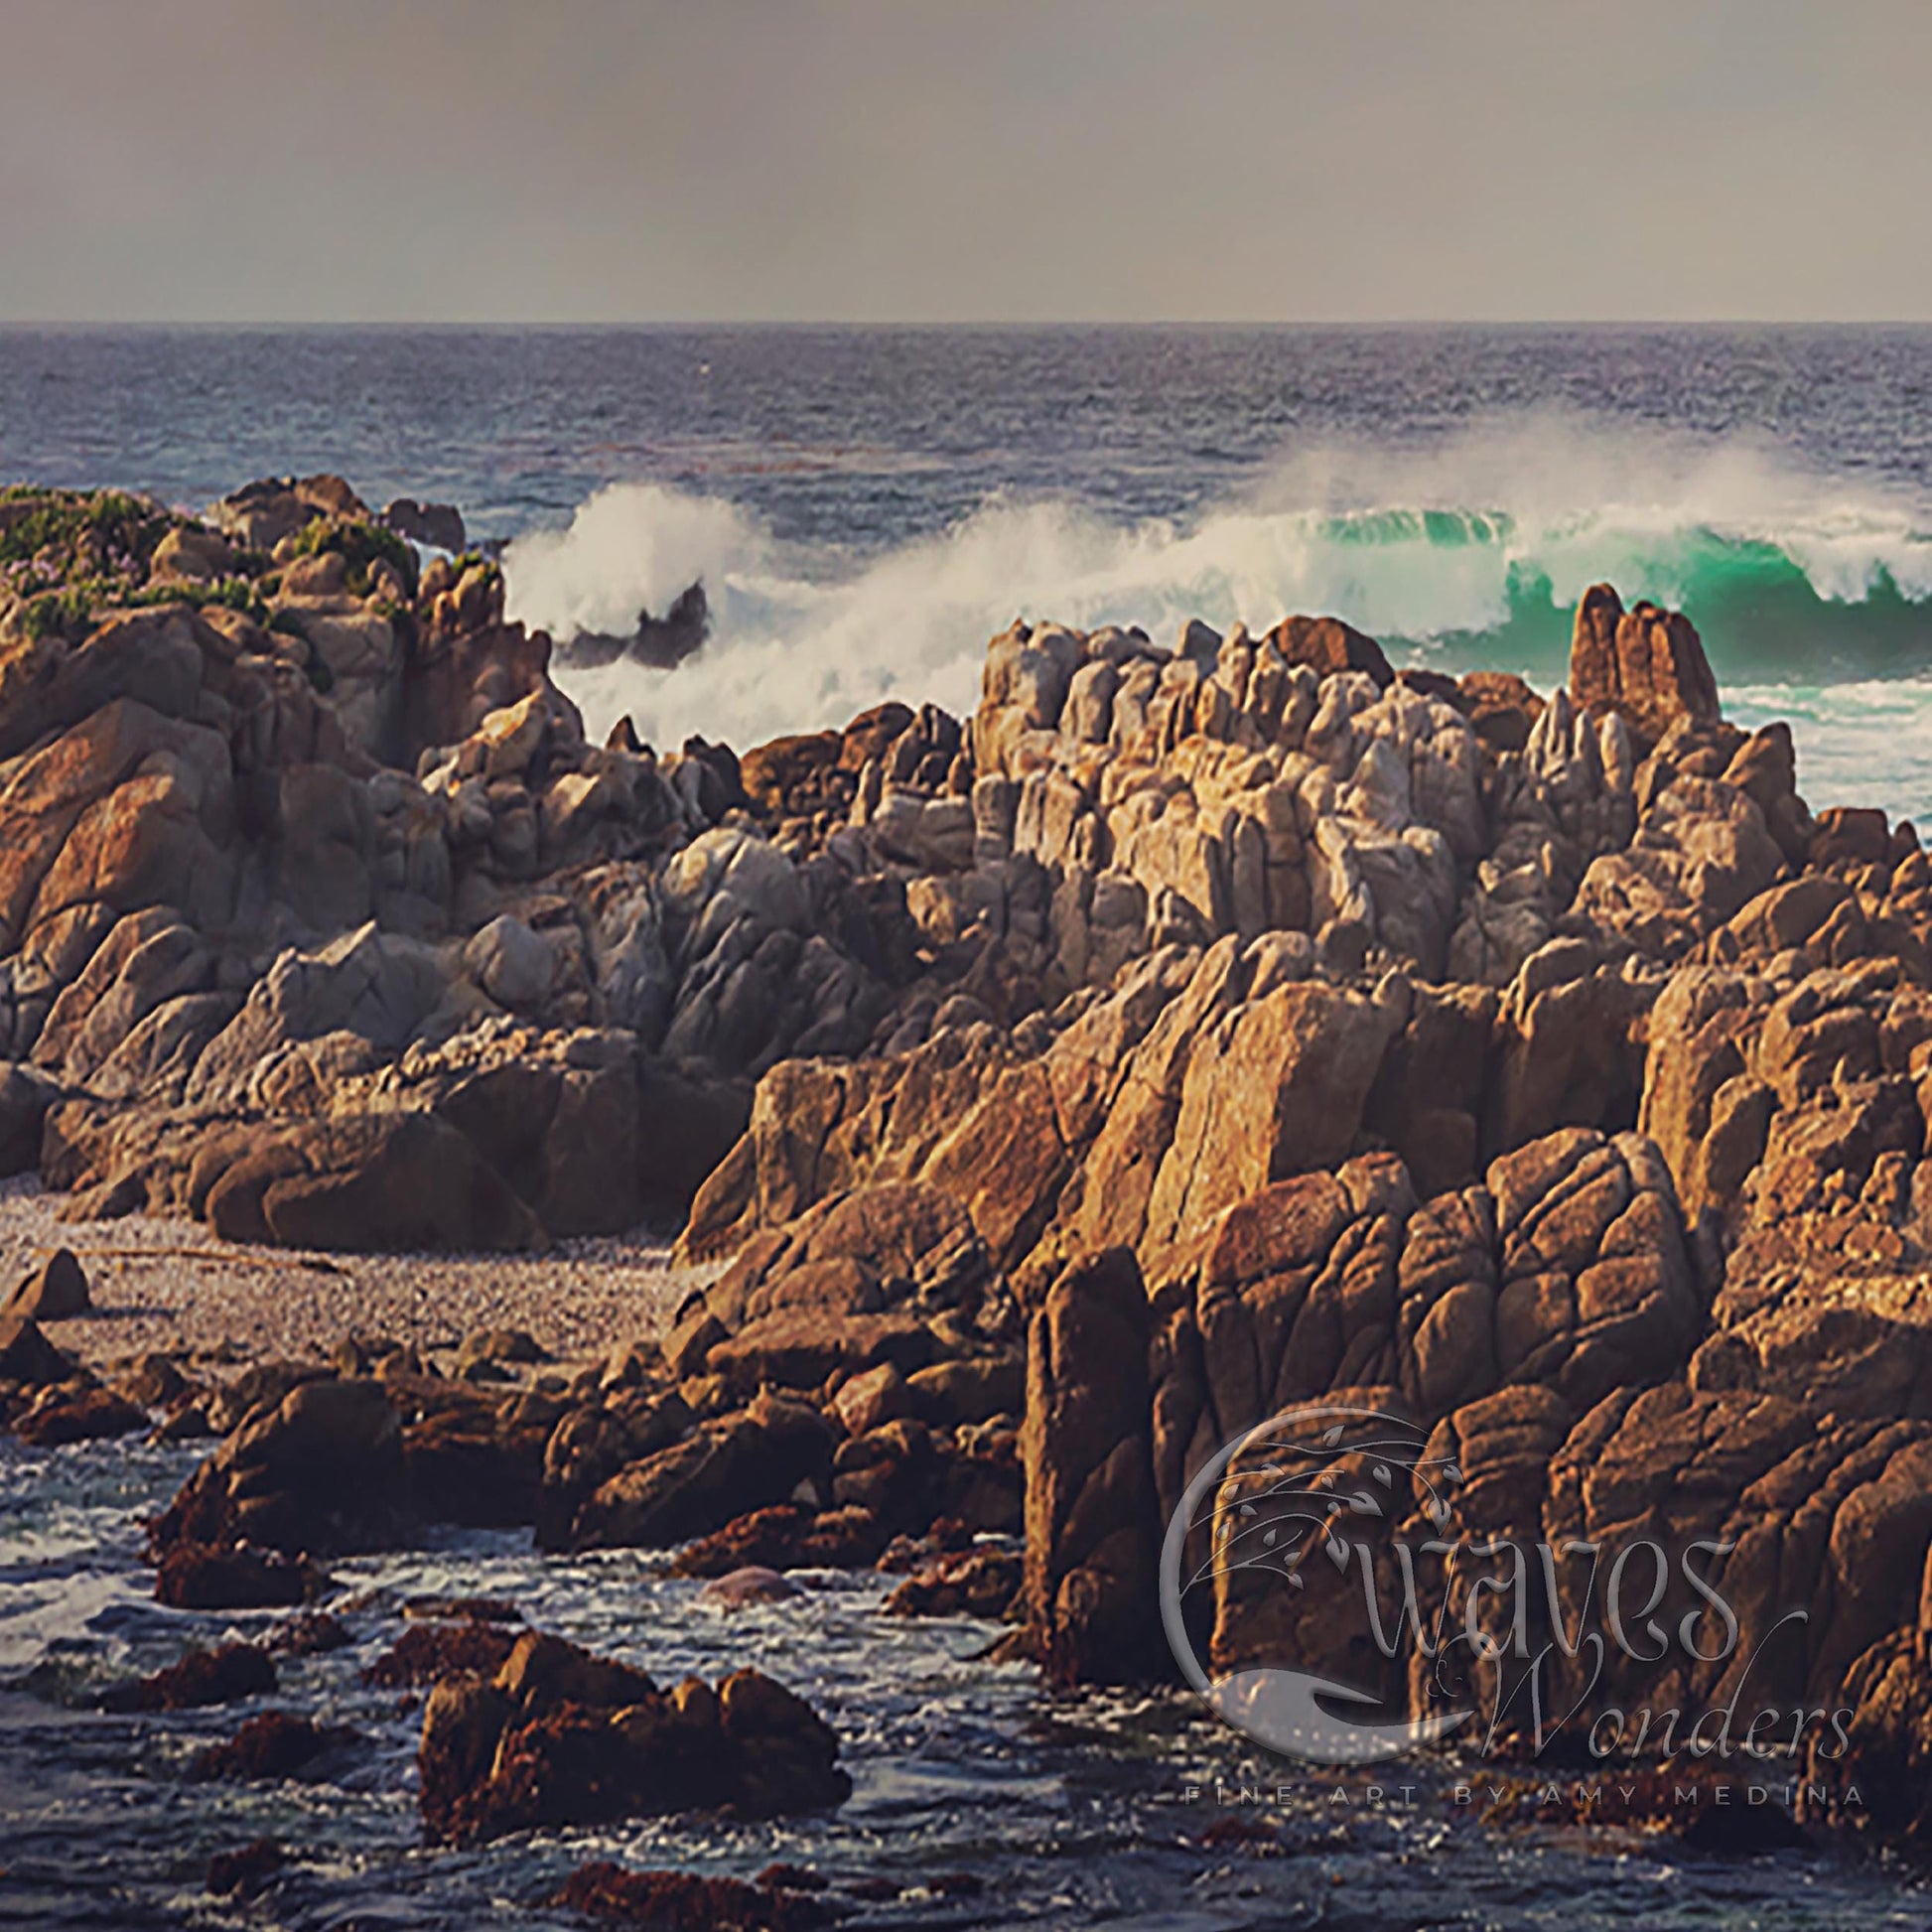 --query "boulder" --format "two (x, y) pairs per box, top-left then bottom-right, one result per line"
(4, 1247), (89, 1319)
(1265, 615), (1393, 689)
(0, 1063), (58, 1172)
(383, 497), (466, 553)
(416, 1630), (848, 1843)
(669, 1503), (892, 1577)
(12, 1382), (146, 1445)
(204, 1841), (287, 1900)
(0, 1312), (79, 1387)
(189, 1711), (361, 1782)
(564, 1396), (834, 1552)
(200, 1111), (542, 1252)
(363, 1619), (521, 1688)
(100, 1642), (277, 1714)
(883, 1547), (1023, 1620)
(464, 914), (555, 1009)
(152, 1375), (406, 1557)
(696, 1566), (802, 1610)
(154, 1541), (313, 1611)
